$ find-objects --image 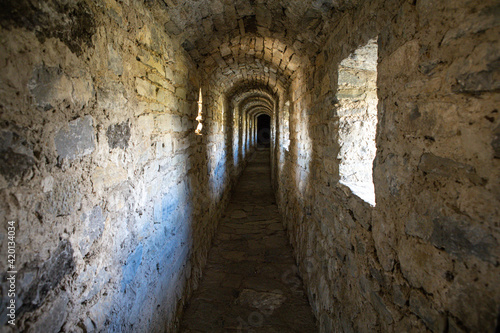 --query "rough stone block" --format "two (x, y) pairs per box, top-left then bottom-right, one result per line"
(171, 115), (183, 132)
(452, 70), (500, 94)
(31, 292), (69, 333)
(409, 290), (446, 333)
(155, 114), (174, 133)
(92, 163), (127, 191)
(43, 178), (81, 217)
(155, 134), (173, 158)
(17, 240), (74, 316)
(79, 206), (105, 256)
(28, 65), (71, 110)
(430, 216), (497, 263)
(492, 124), (500, 159)
(0, 130), (35, 183)
(418, 153), (485, 186)
(154, 192), (180, 224)
(136, 77), (157, 99)
(175, 87), (187, 100)
(28, 65), (94, 110)
(137, 52), (166, 76)
(136, 114), (155, 137)
(107, 121), (131, 149)
(54, 116), (95, 160)
(97, 81), (128, 111)
(157, 88), (177, 107)
(107, 44), (123, 76)
(398, 239), (452, 294)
